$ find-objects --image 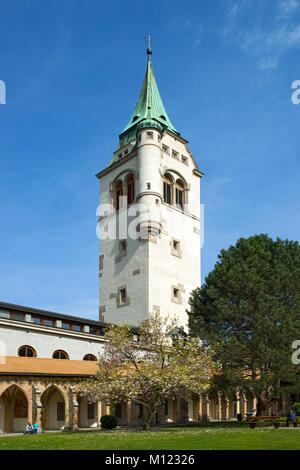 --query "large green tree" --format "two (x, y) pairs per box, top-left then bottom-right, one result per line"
(188, 234), (300, 416)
